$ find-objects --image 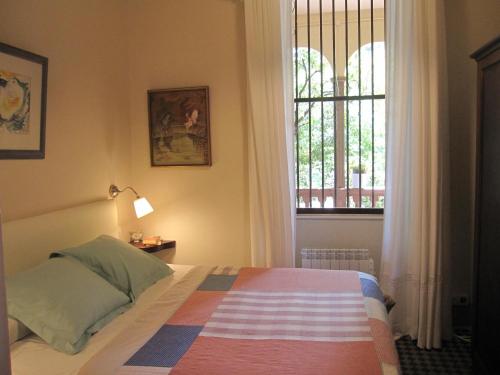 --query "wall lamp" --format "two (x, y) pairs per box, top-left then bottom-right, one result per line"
(109, 184), (154, 218)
